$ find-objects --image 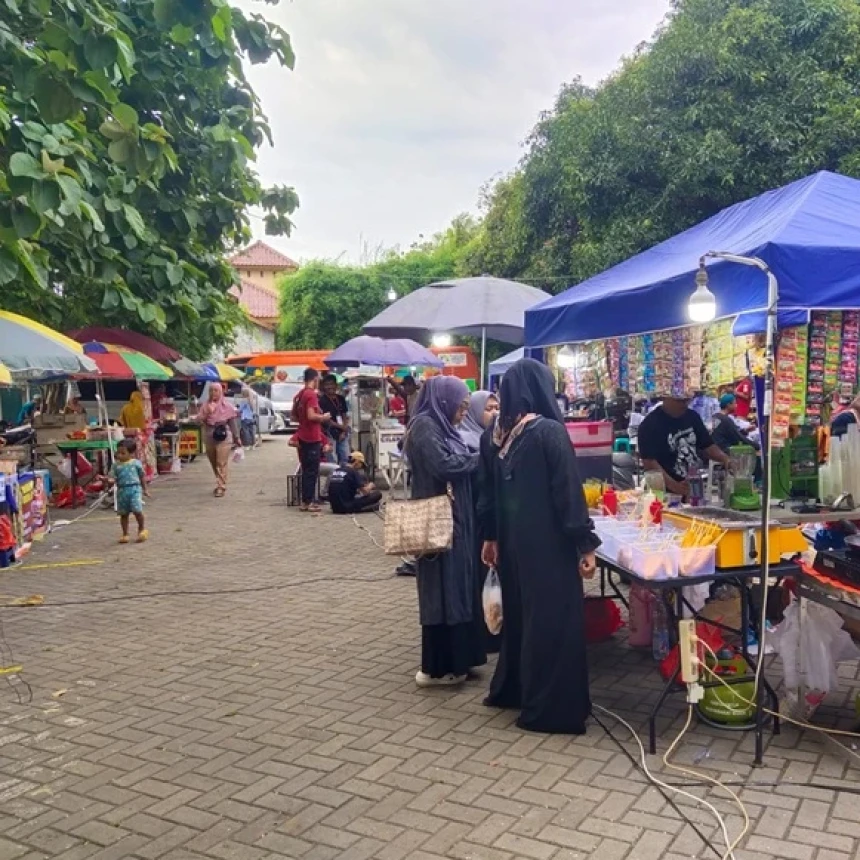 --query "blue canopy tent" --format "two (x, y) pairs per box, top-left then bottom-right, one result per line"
(488, 347), (523, 380)
(525, 171), (860, 346)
